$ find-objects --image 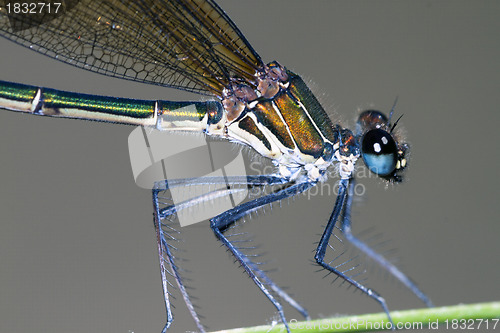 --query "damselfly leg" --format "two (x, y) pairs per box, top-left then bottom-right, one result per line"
(315, 178), (394, 327)
(152, 190), (185, 333)
(153, 175), (312, 332)
(340, 179), (434, 308)
(211, 179), (316, 333)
